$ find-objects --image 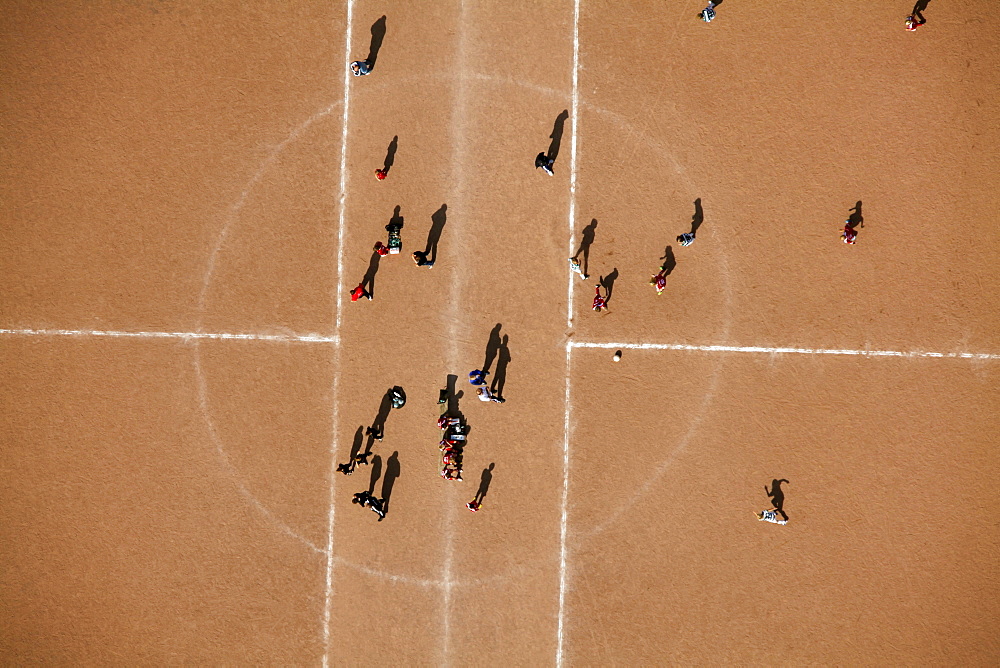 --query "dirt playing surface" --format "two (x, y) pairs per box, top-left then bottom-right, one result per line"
(2, 1), (999, 664)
